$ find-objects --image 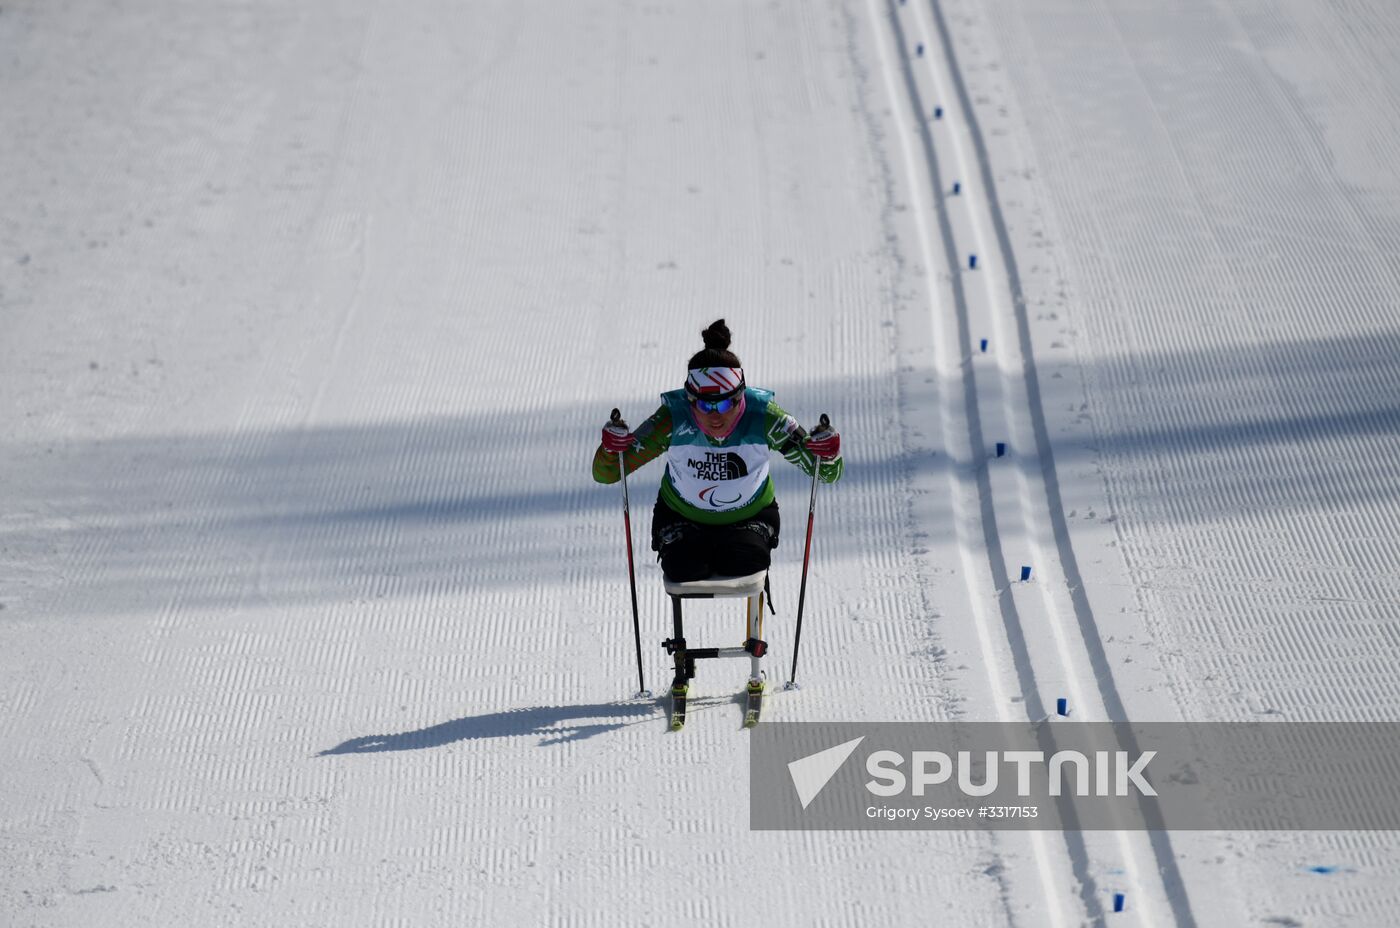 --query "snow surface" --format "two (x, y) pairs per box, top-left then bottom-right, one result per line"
(3, 0), (1398, 925)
